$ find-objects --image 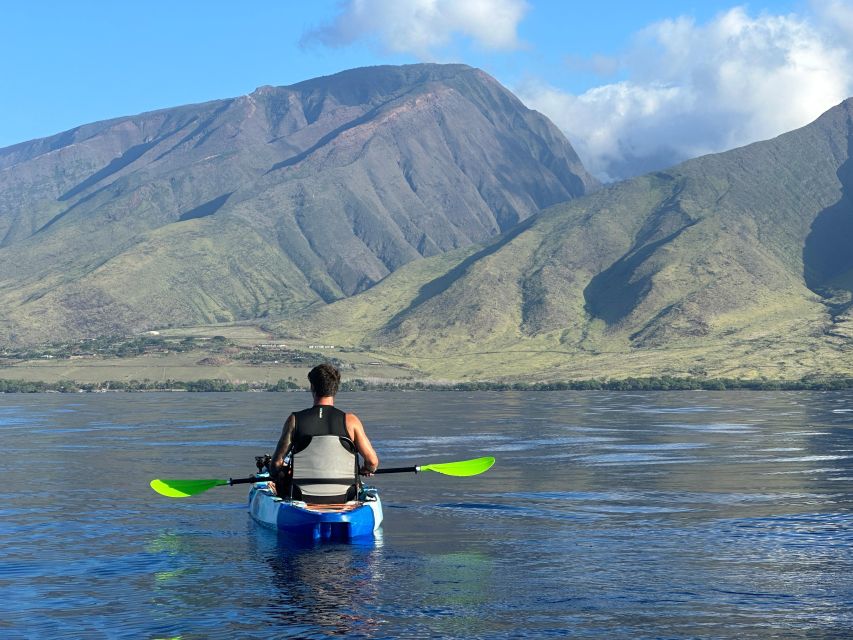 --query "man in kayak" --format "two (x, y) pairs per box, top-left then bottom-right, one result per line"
(269, 363), (379, 502)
